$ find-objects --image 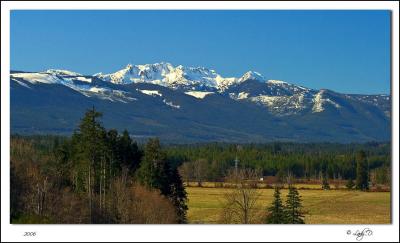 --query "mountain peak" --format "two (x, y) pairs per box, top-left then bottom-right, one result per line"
(239, 71), (265, 82)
